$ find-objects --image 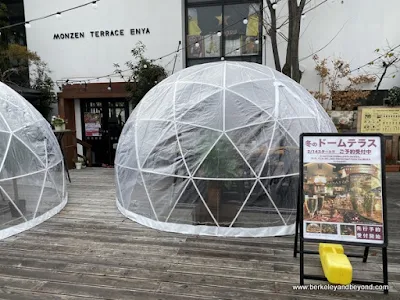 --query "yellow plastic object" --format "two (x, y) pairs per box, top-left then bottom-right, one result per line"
(319, 243), (353, 285)
(319, 243), (344, 255)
